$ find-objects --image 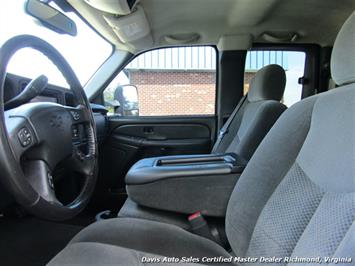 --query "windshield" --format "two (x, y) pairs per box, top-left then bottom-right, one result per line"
(0, 1), (112, 88)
